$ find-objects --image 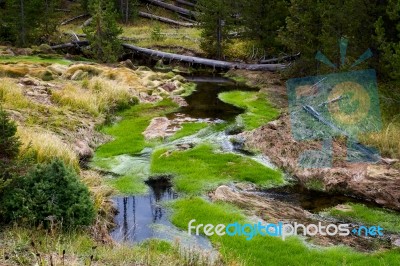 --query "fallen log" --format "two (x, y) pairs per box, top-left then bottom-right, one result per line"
(139, 11), (194, 27)
(176, 0), (196, 8)
(60, 14), (89, 26)
(50, 40), (90, 50)
(146, 0), (196, 18)
(122, 43), (285, 71)
(260, 52), (301, 64)
(178, 15), (197, 24)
